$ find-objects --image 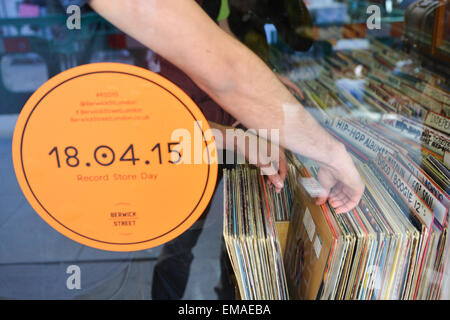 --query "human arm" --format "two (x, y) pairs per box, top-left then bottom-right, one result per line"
(88, 0), (364, 213)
